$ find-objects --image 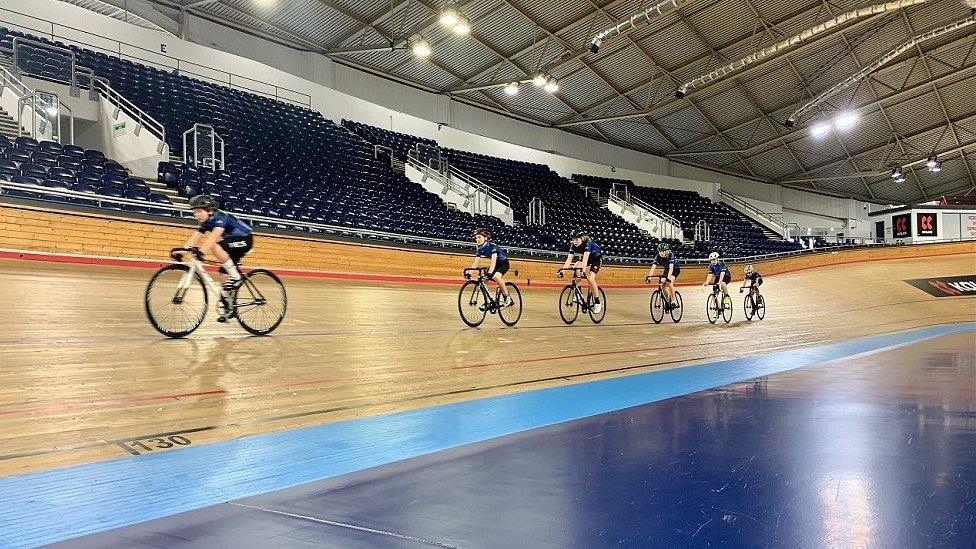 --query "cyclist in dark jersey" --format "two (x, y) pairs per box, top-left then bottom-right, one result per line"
(703, 251), (732, 309)
(471, 228), (513, 307)
(741, 264), (763, 297)
(647, 242), (680, 310)
(183, 194), (252, 293)
(561, 231), (603, 314)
